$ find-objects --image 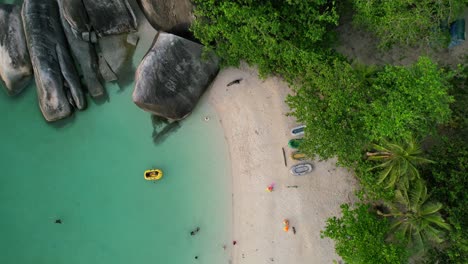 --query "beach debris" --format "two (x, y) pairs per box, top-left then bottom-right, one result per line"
(266, 183), (275, 192)
(292, 226), (296, 234)
(283, 219), (289, 232)
(190, 226), (200, 236)
(227, 78), (242, 87)
(54, 219), (62, 224)
(282, 147), (287, 167)
(287, 185), (299, 188)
